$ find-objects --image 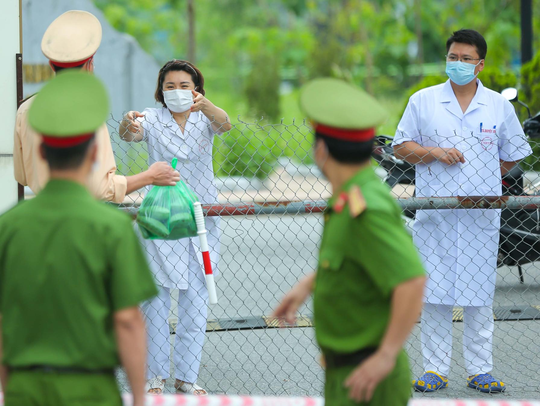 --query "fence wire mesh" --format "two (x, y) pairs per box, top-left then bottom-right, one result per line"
(107, 110), (540, 399)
